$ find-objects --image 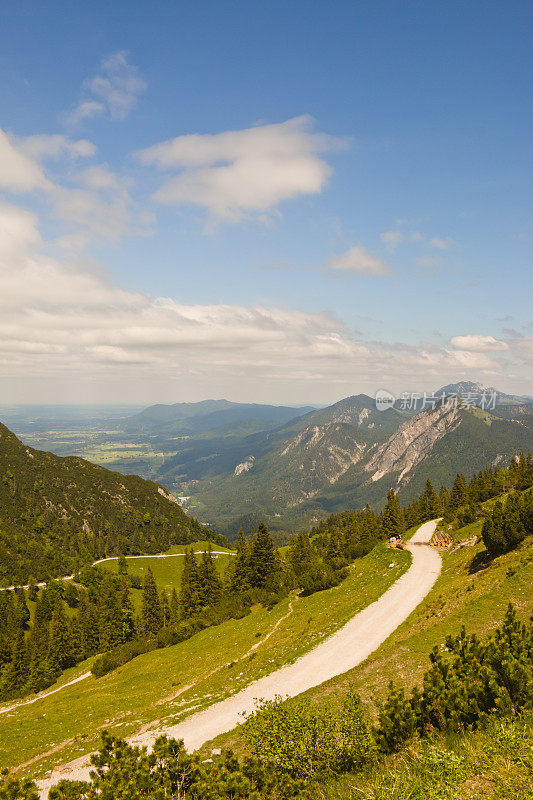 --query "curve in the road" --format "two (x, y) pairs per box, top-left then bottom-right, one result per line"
(136, 518), (441, 751)
(0, 551), (235, 592)
(36, 519), (441, 795)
